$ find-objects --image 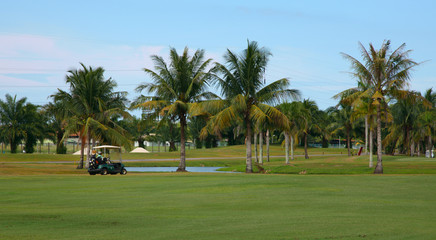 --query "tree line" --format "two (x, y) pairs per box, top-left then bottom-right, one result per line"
(0, 40), (434, 173)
